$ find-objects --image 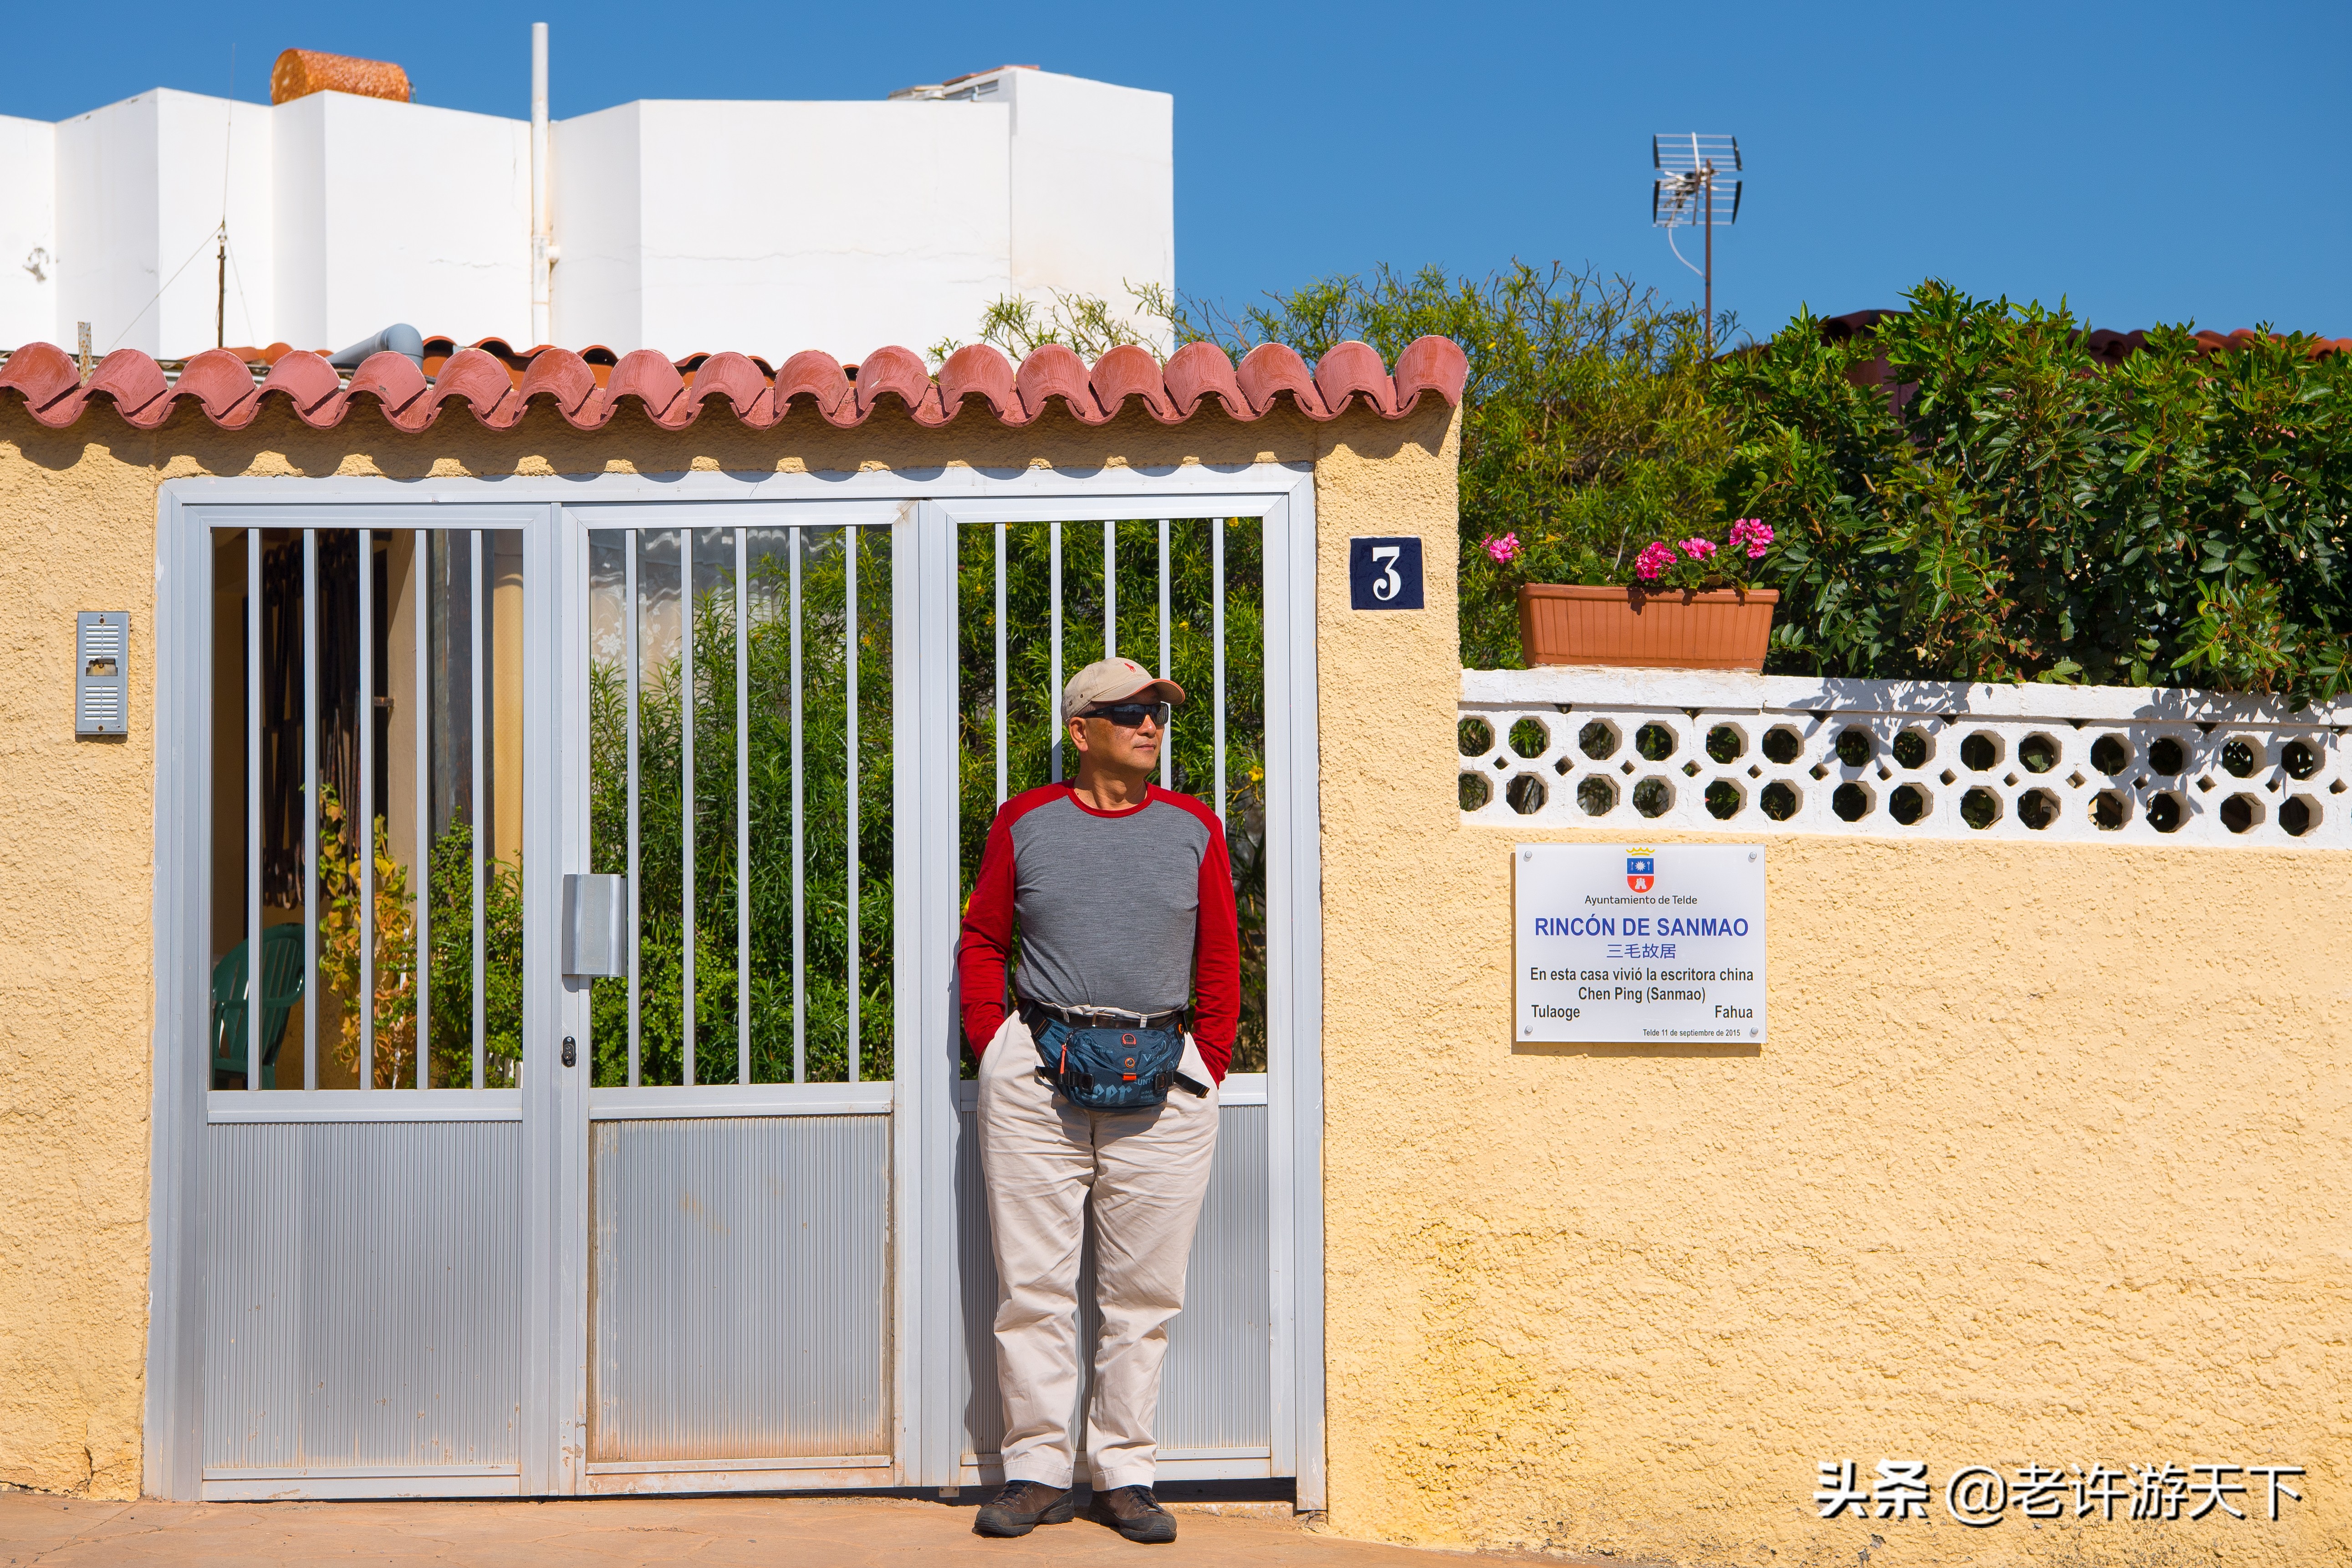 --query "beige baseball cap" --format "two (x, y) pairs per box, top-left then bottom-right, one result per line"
(1061, 656), (1186, 725)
